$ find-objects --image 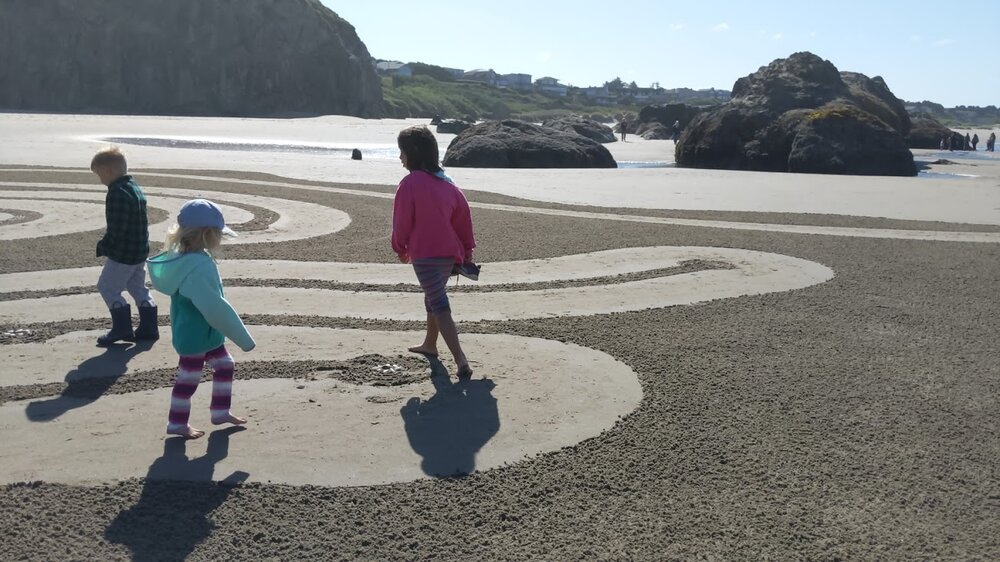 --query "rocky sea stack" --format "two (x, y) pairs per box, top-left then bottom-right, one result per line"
(0, 0), (383, 117)
(542, 116), (618, 144)
(676, 52), (917, 176)
(628, 103), (703, 137)
(906, 115), (956, 149)
(443, 120), (617, 169)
